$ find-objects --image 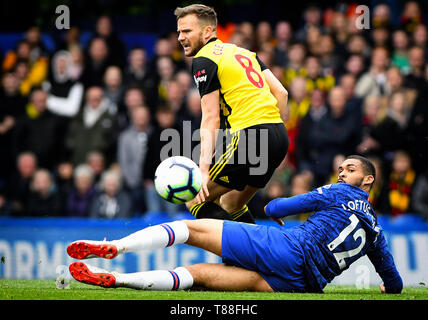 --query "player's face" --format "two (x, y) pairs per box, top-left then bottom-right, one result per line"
(177, 14), (206, 57)
(337, 159), (365, 188)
